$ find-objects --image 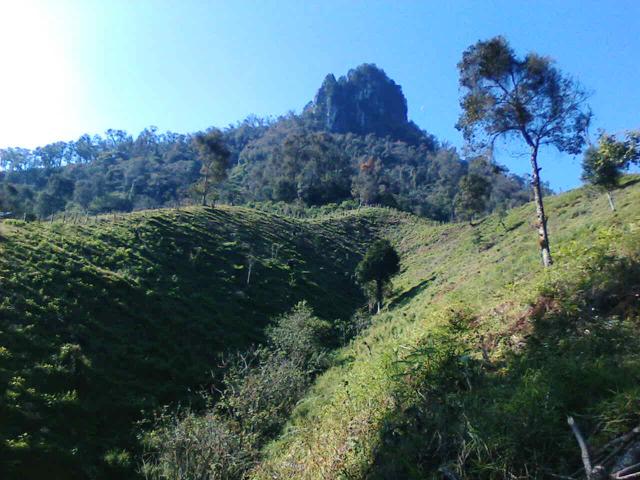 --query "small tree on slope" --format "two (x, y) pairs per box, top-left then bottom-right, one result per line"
(456, 36), (591, 267)
(582, 131), (640, 211)
(356, 239), (400, 314)
(192, 129), (231, 206)
(454, 173), (492, 225)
